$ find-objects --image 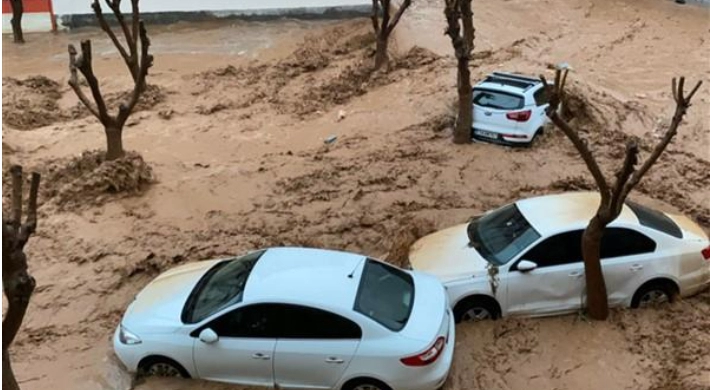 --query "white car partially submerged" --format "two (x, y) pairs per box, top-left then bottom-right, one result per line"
(409, 192), (710, 322)
(114, 247), (454, 390)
